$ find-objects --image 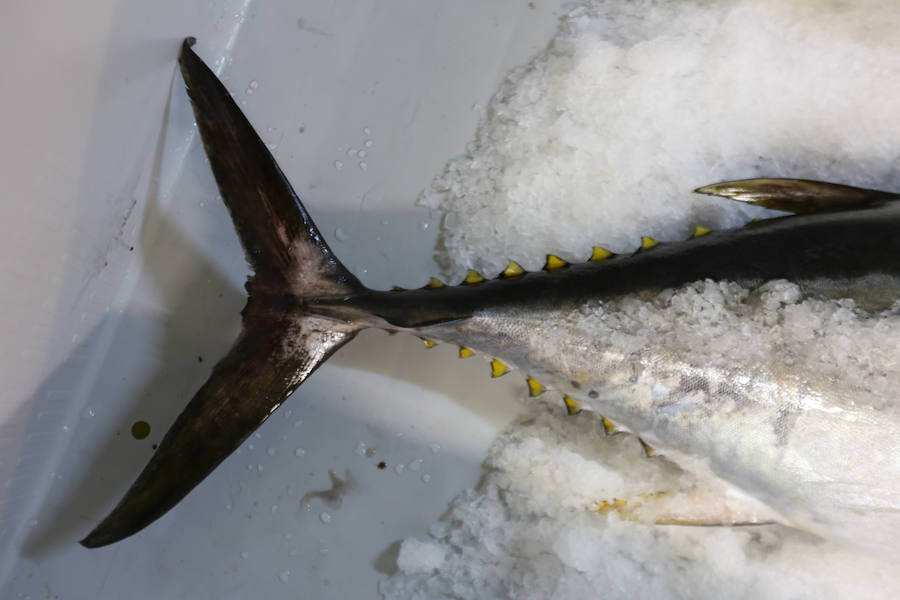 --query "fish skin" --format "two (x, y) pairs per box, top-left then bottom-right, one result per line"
(82, 38), (900, 549)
